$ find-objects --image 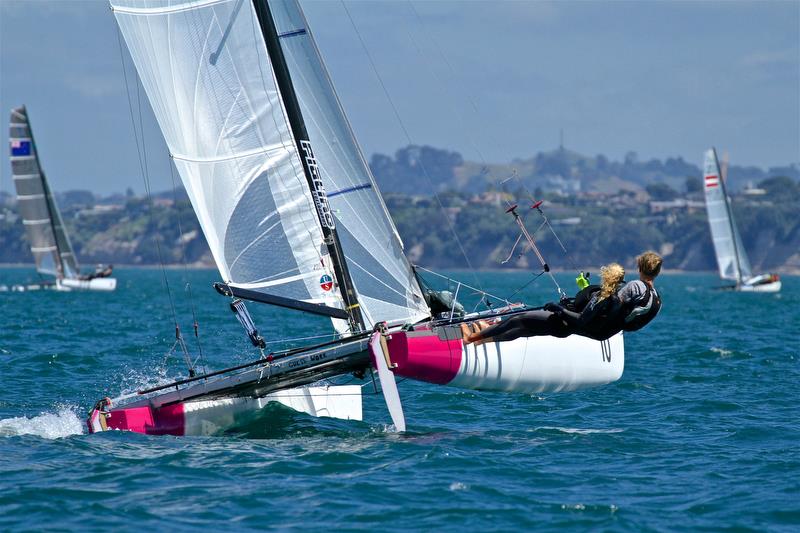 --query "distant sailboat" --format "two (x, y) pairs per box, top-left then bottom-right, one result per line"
(87, 0), (624, 436)
(702, 148), (780, 292)
(9, 106), (116, 292)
